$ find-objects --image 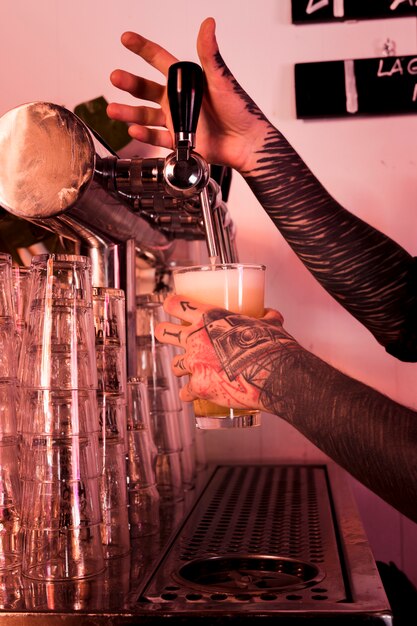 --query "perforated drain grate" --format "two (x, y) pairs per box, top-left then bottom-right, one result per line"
(141, 465), (345, 604)
(139, 464), (392, 623)
(178, 465), (328, 566)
